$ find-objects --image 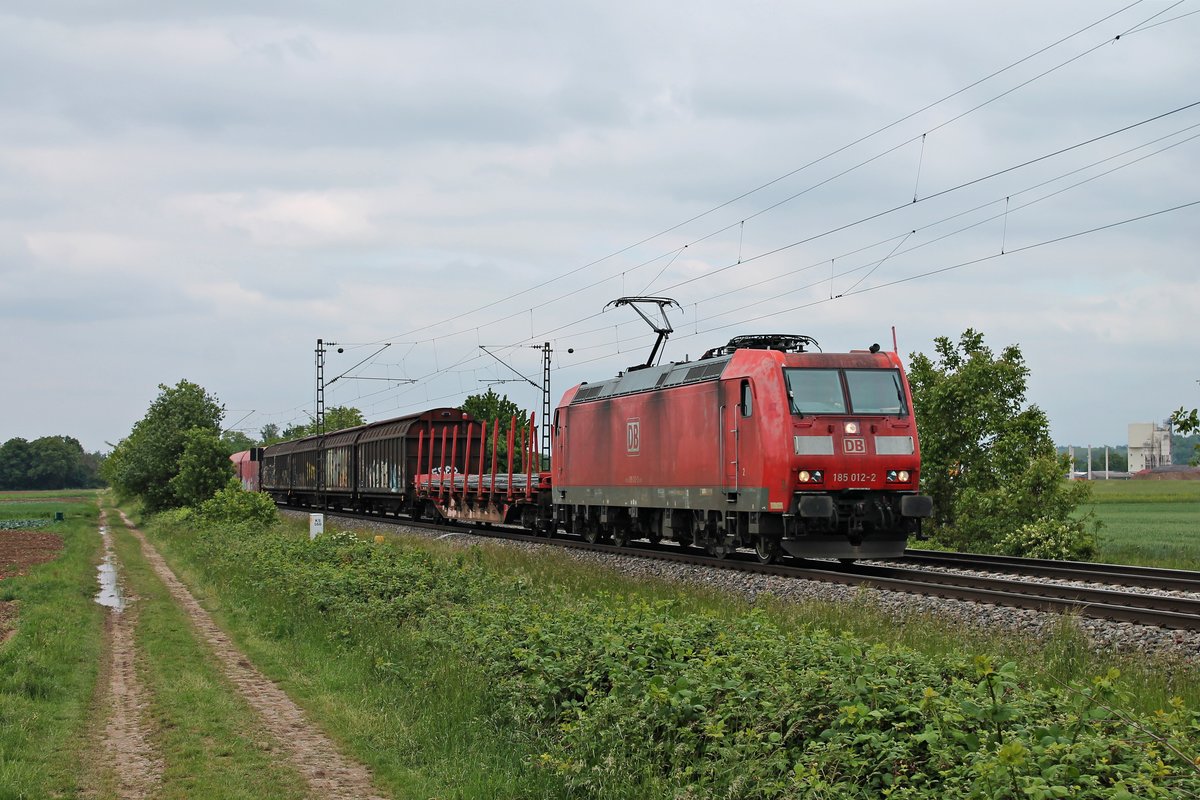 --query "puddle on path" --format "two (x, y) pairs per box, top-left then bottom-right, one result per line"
(96, 524), (127, 612)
